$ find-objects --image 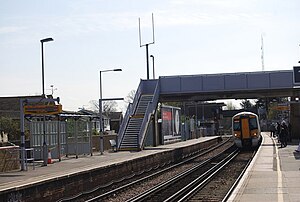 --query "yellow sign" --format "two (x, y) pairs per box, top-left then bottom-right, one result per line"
(275, 105), (290, 111)
(24, 104), (62, 115)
